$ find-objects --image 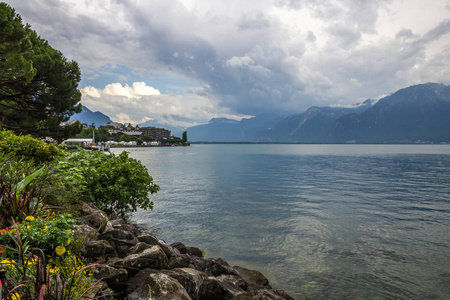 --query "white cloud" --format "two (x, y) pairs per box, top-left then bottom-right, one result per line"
(80, 82), (248, 128)
(8, 0), (450, 121)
